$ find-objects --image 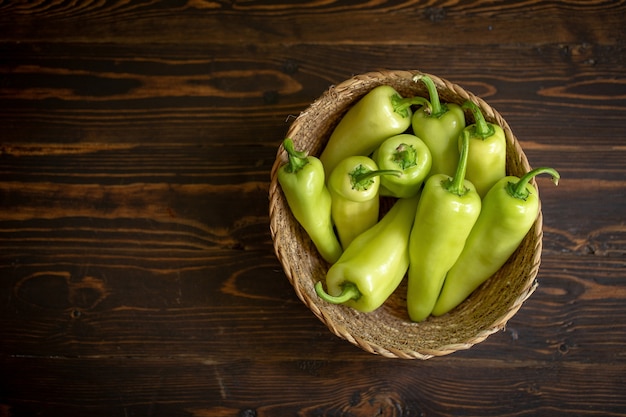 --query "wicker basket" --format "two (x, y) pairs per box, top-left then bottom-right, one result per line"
(268, 70), (542, 359)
